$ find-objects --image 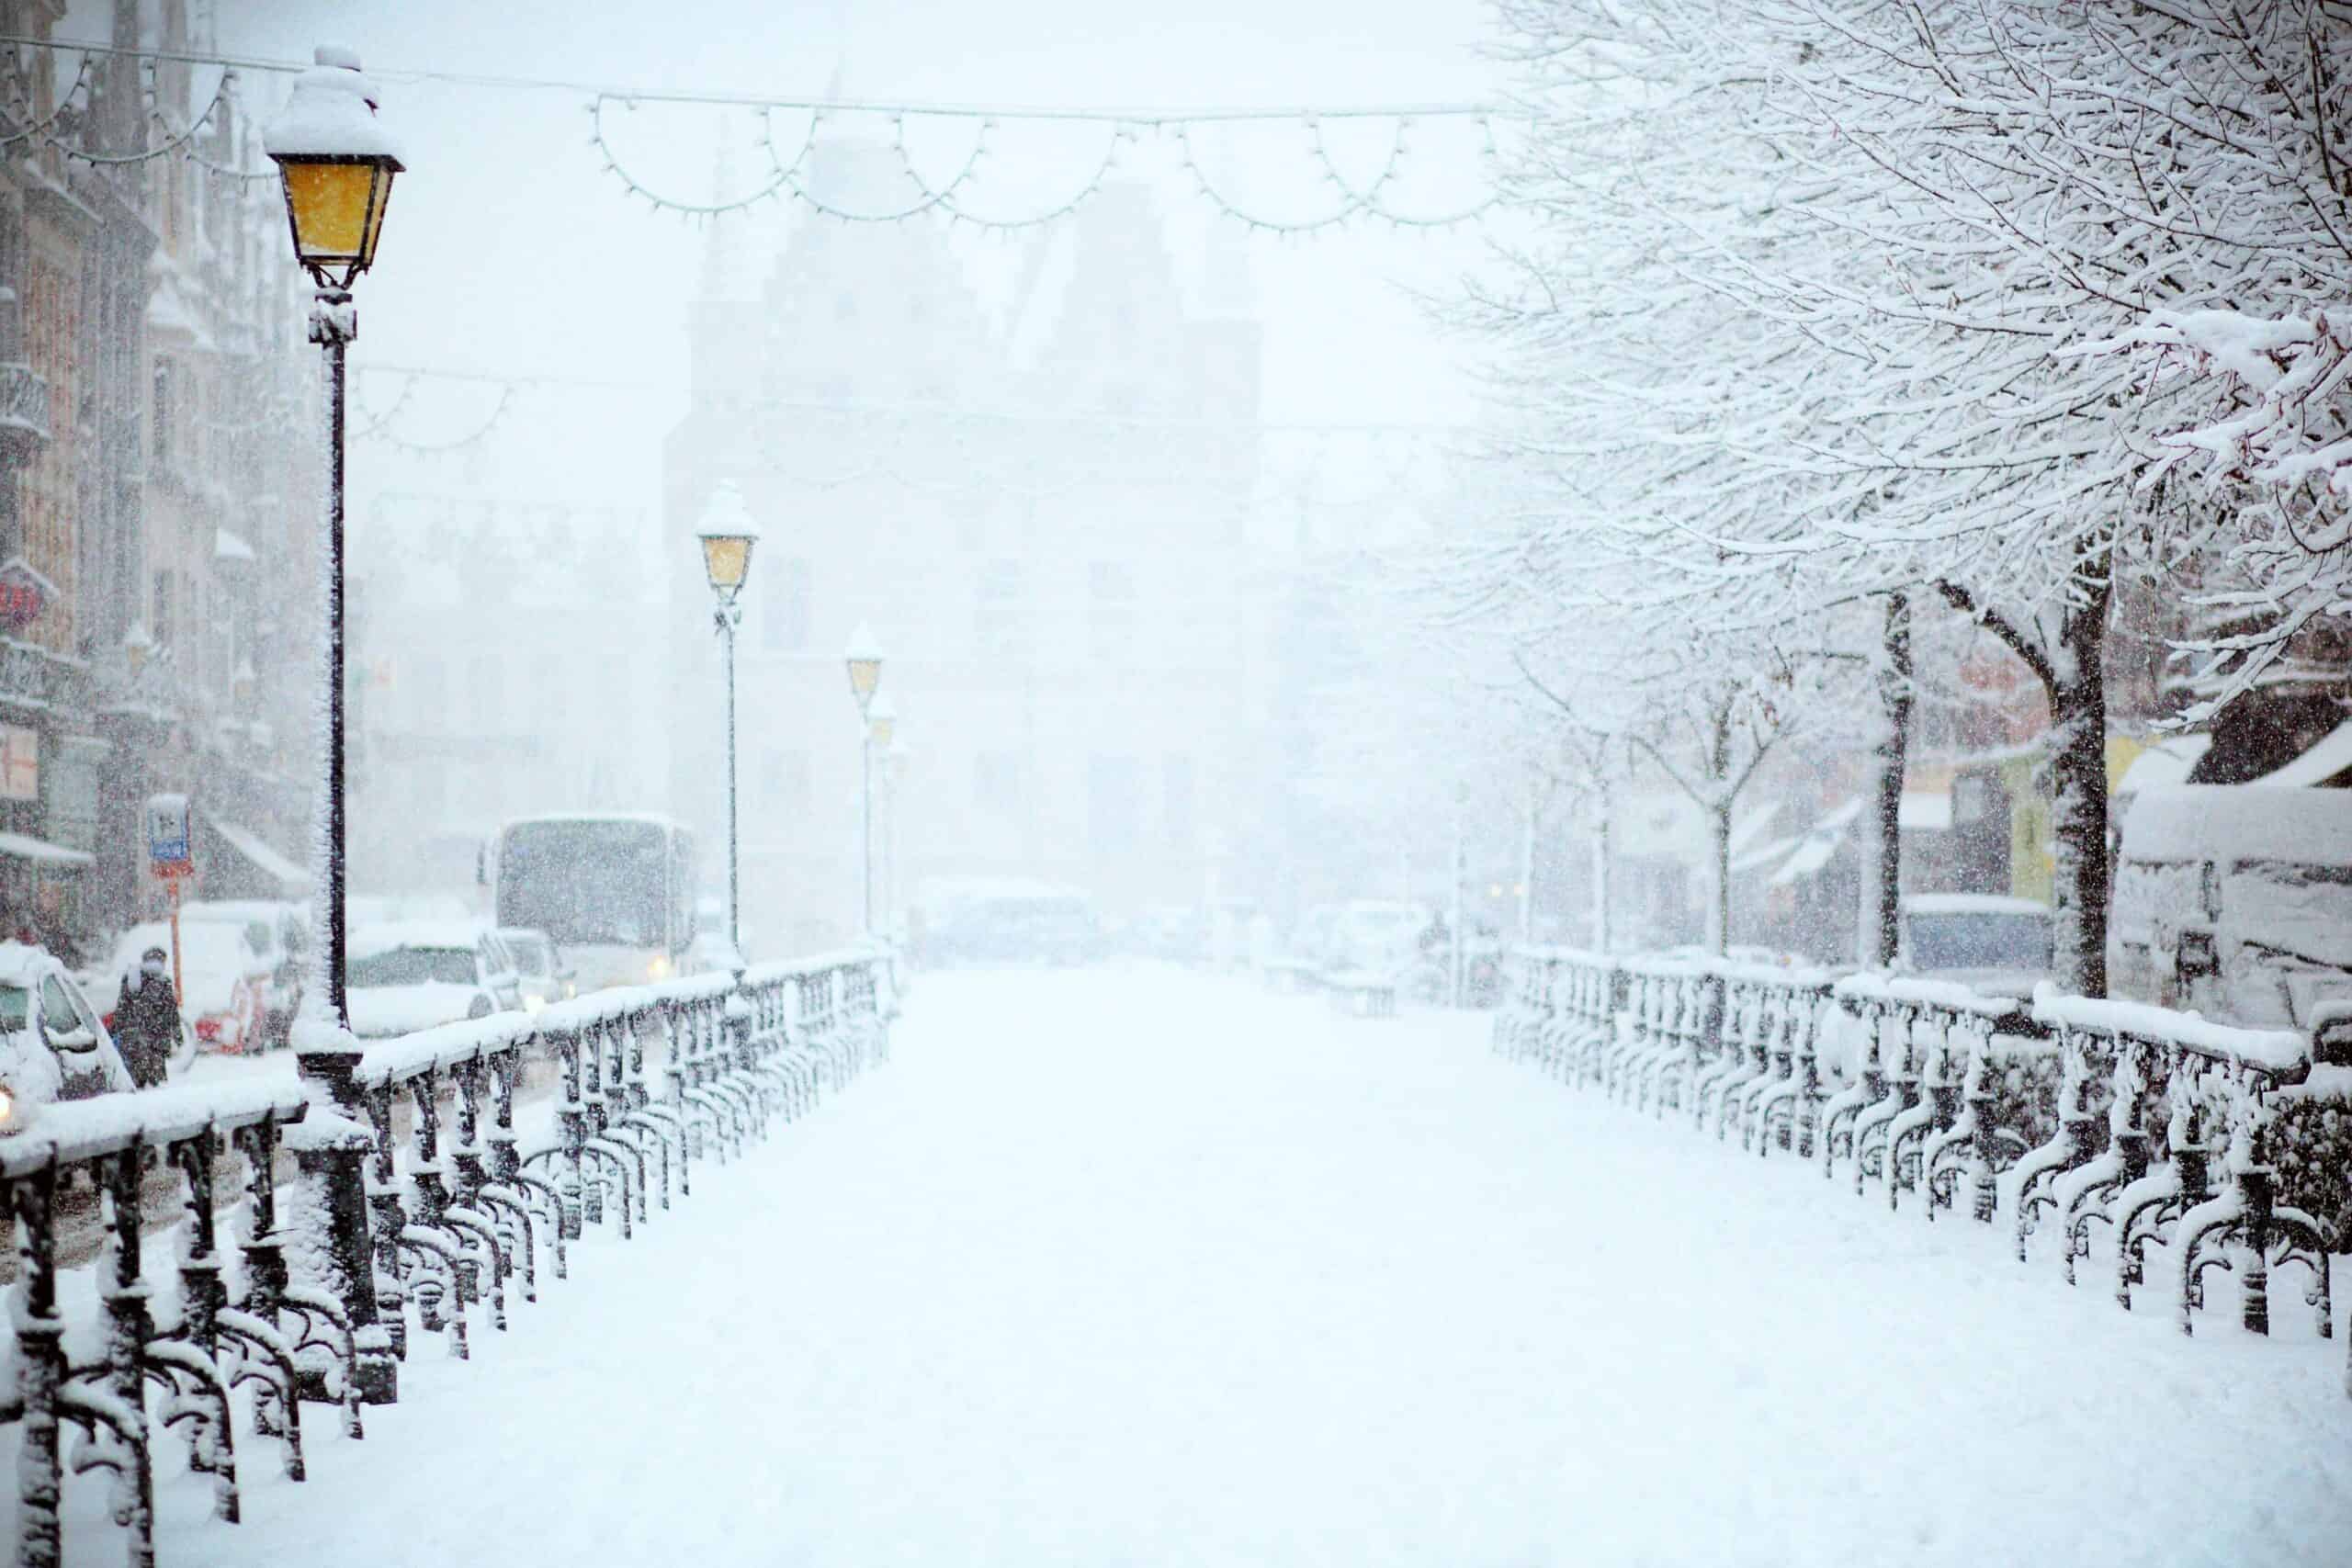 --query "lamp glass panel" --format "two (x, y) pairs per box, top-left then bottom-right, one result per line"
(847, 659), (882, 702)
(280, 163), (382, 265)
(358, 171), (395, 270)
(701, 535), (754, 592)
(869, 716), (896, 747)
